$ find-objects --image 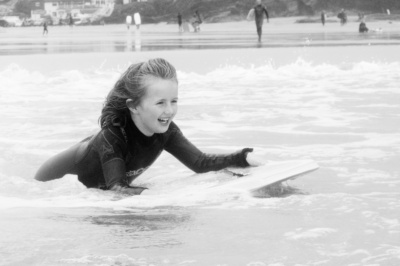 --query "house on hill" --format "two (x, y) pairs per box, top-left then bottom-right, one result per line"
(30, 0), (114, 25)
